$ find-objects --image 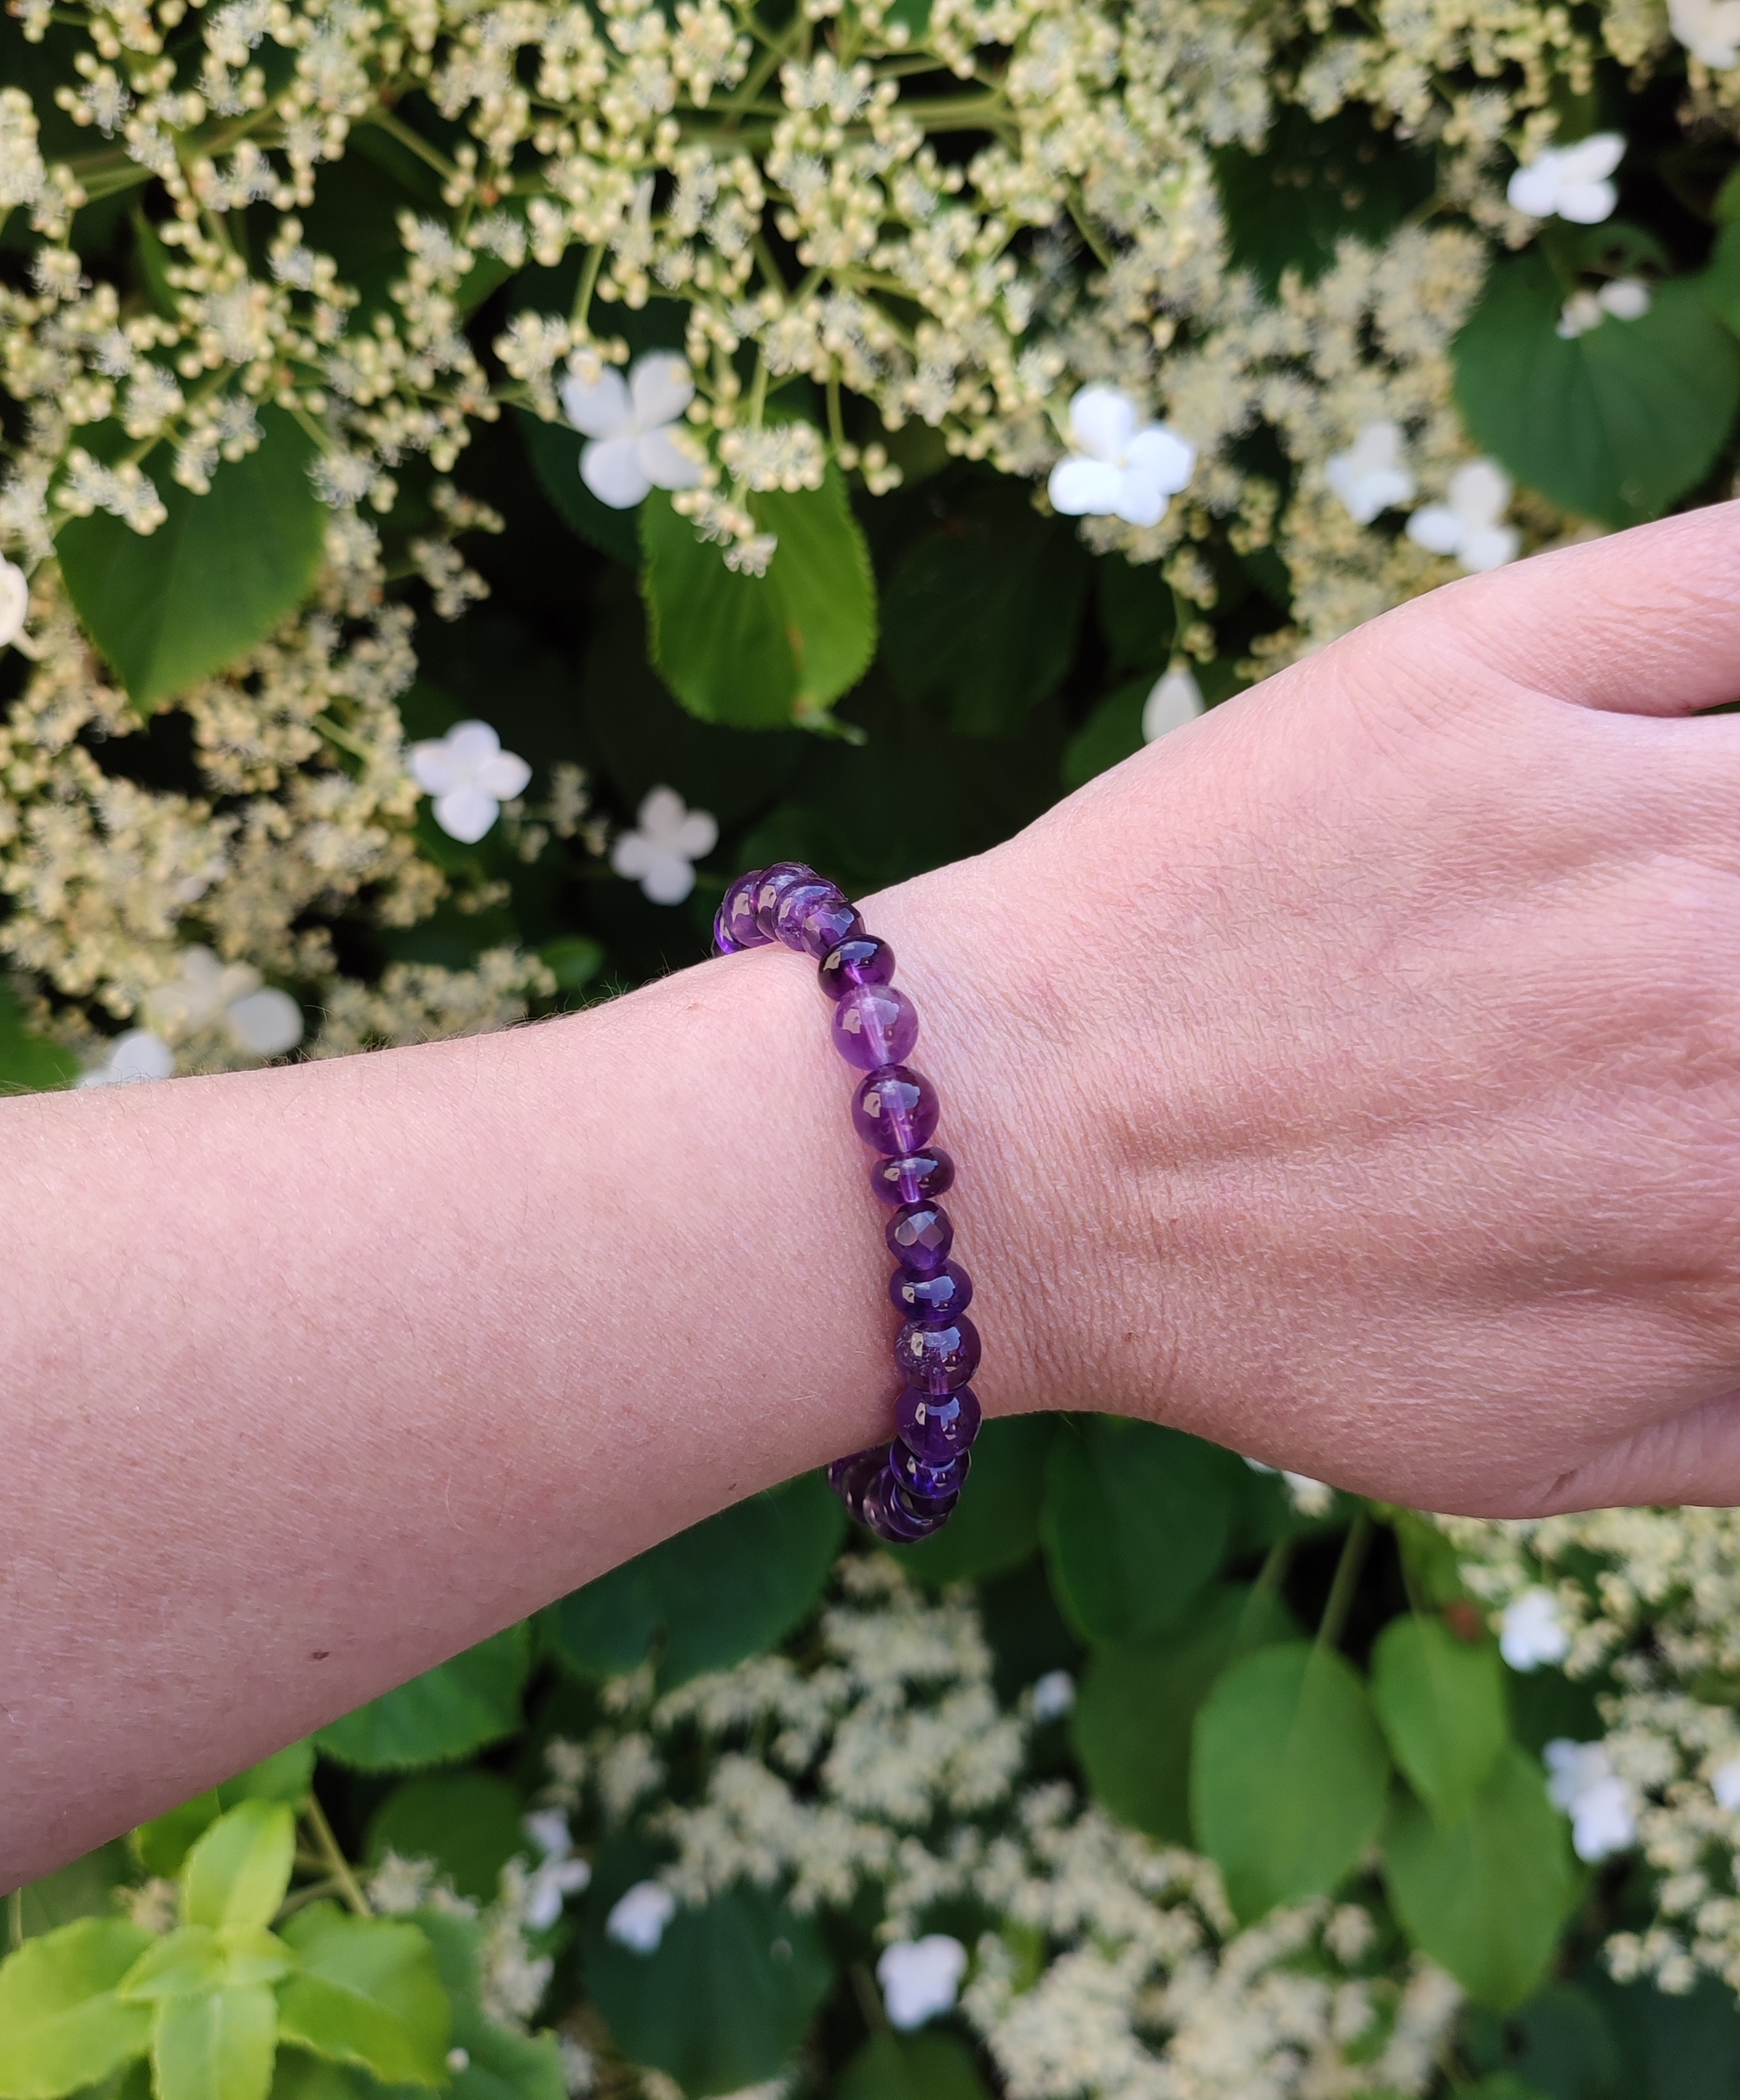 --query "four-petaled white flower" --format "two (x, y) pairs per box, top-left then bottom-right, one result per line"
(610, 785), (718, 905)
(1711, 1756), (1740, 1811)
(878, 1935), (968, 2030)
(605, 1880), (677, 1954)
(1499, 1586), (1571, 1672)
(520, 1809), (592, 1930)
(560, 352), (705, 510)
(1671, 0), (1740, 67)
(1142, 664), (1205, 743)
(143, 945), (303, 1057)
(1544, 1738), (1637, 1861)
(1030, 1670), (1076, 1722)
(1406, 460), (1519, 574)
(1048, 385), (1196, 528)
(409, 721), (532, 844)
(1557, 279), (1652, 339)
(1325, 420), (1418, 524)
(1507, 134), (1626, 224)
(78, 1028), (176, 1088)
(0, 557), (29, 648)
